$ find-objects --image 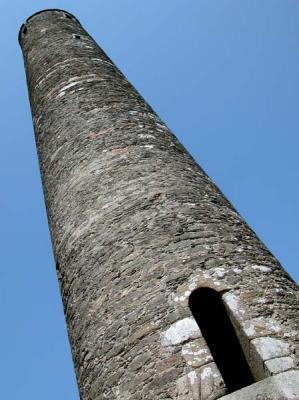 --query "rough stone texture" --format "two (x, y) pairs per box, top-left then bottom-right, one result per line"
(176, 364), (227, 400)
(199, 363), (227, 400)
(19, 9), (299, 400)
(181, 339), (213, 368)
(241, 317), (283, 339)
(220, 370), (299, 399)
(162, 317), (201, 346)
(176, 370), (201, 399)
(251, 337), (290, 361)
(249, 337), (291, 380)
(264, 356), (295, 376)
